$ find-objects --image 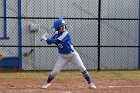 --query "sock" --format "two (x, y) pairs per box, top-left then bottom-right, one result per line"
(47, 75), (55, 83)
(82, 70), (92, 84)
